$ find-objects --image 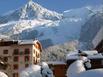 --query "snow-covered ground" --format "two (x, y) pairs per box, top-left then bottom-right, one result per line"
(20, 62), (53, 77)
(0, 71), (8, 77)
(66, 56), (103, 77)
